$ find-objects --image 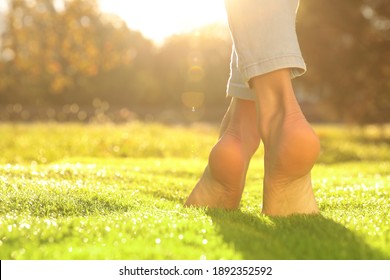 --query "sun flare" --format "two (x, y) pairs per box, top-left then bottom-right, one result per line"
(98, 0), (227, 43)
